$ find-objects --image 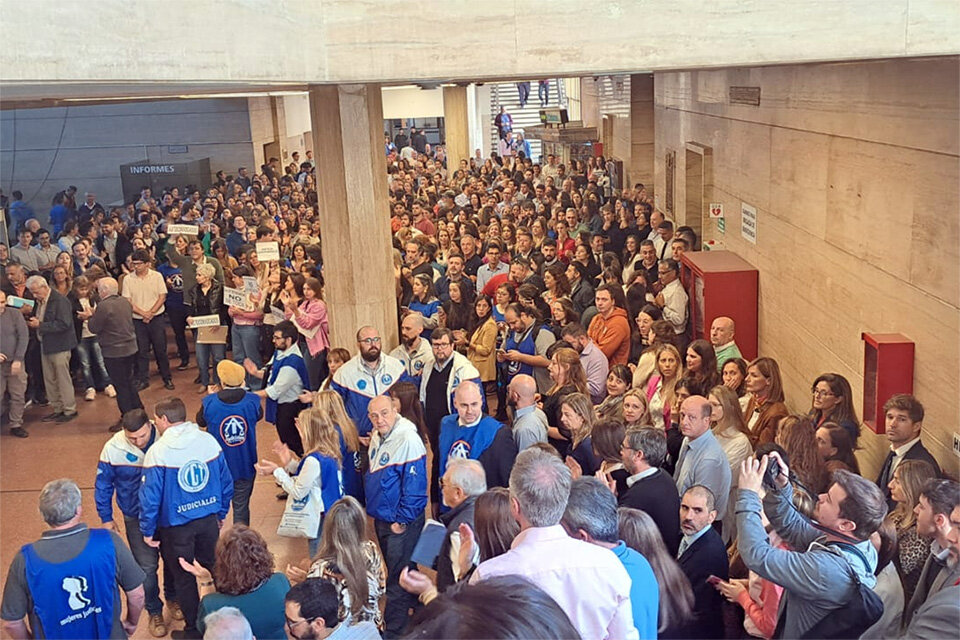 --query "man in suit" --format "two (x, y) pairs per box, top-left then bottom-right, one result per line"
(903, 501), (960, 639)
(902, 478), (960, 630)
(25, 275), (78, 422)
(675, 396), (732, 534)
(615, 427), (681, 555)
(676, 485), (729, 639)
(875, 394), (941, 510)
